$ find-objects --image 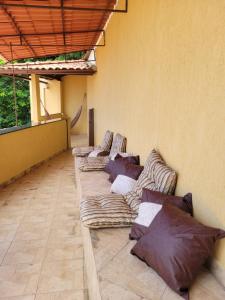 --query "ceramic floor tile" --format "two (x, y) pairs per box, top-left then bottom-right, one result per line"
(0, 224), (19, 242)
(0, 295), (35, 300)
(2, 246), (46, 266)
(0, 263), (41, 297)
(44, 240), (83, 262)
(0, 212), (24, 225)
(101, 279), (143, 300)
(37, 260), (84, 293)
(8, 240), (48, 253)
(22, 212), (53, 224)
(52, 211), (80, 224)
(0, 241), (11, 264)
(47, 236), (83, 248)
(0, 151), (85, 299)
(15, 226), (50, 241)
(35, 290), (86, 300)
(48, 222), (81, 241)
